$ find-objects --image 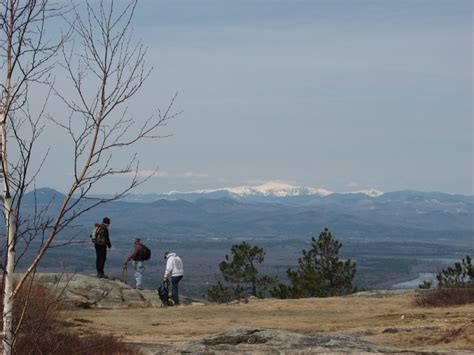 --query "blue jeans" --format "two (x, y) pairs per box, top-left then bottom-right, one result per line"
(133, 260), (145, 289)
(171, 275), (183, 305)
